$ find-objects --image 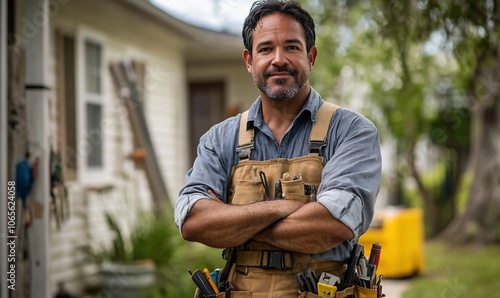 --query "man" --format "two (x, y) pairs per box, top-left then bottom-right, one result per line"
(175, 1), (381, 296)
